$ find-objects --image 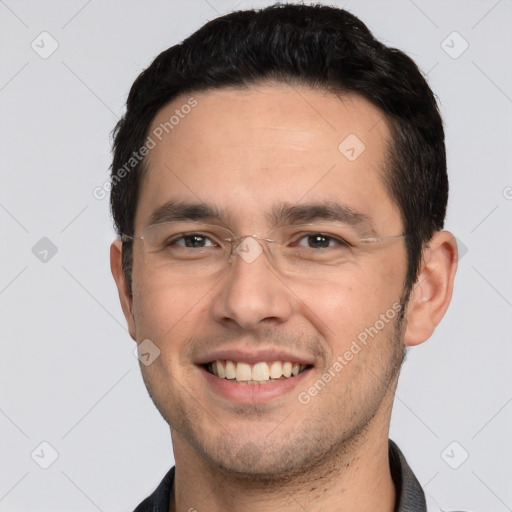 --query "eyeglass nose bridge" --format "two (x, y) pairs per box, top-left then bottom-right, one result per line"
(227, 234), (276, 265)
